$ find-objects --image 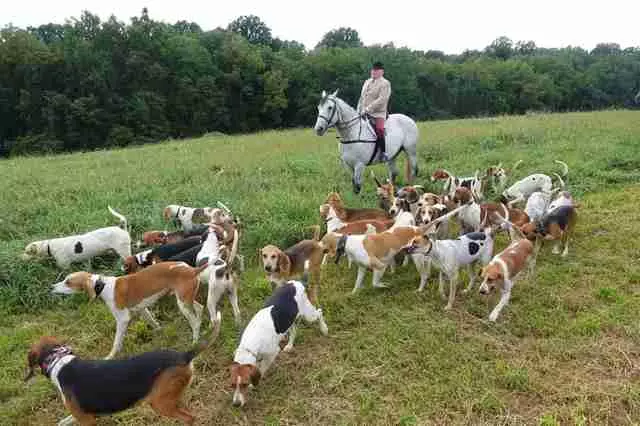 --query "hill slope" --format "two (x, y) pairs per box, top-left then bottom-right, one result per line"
(1, 110), (639, 425)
